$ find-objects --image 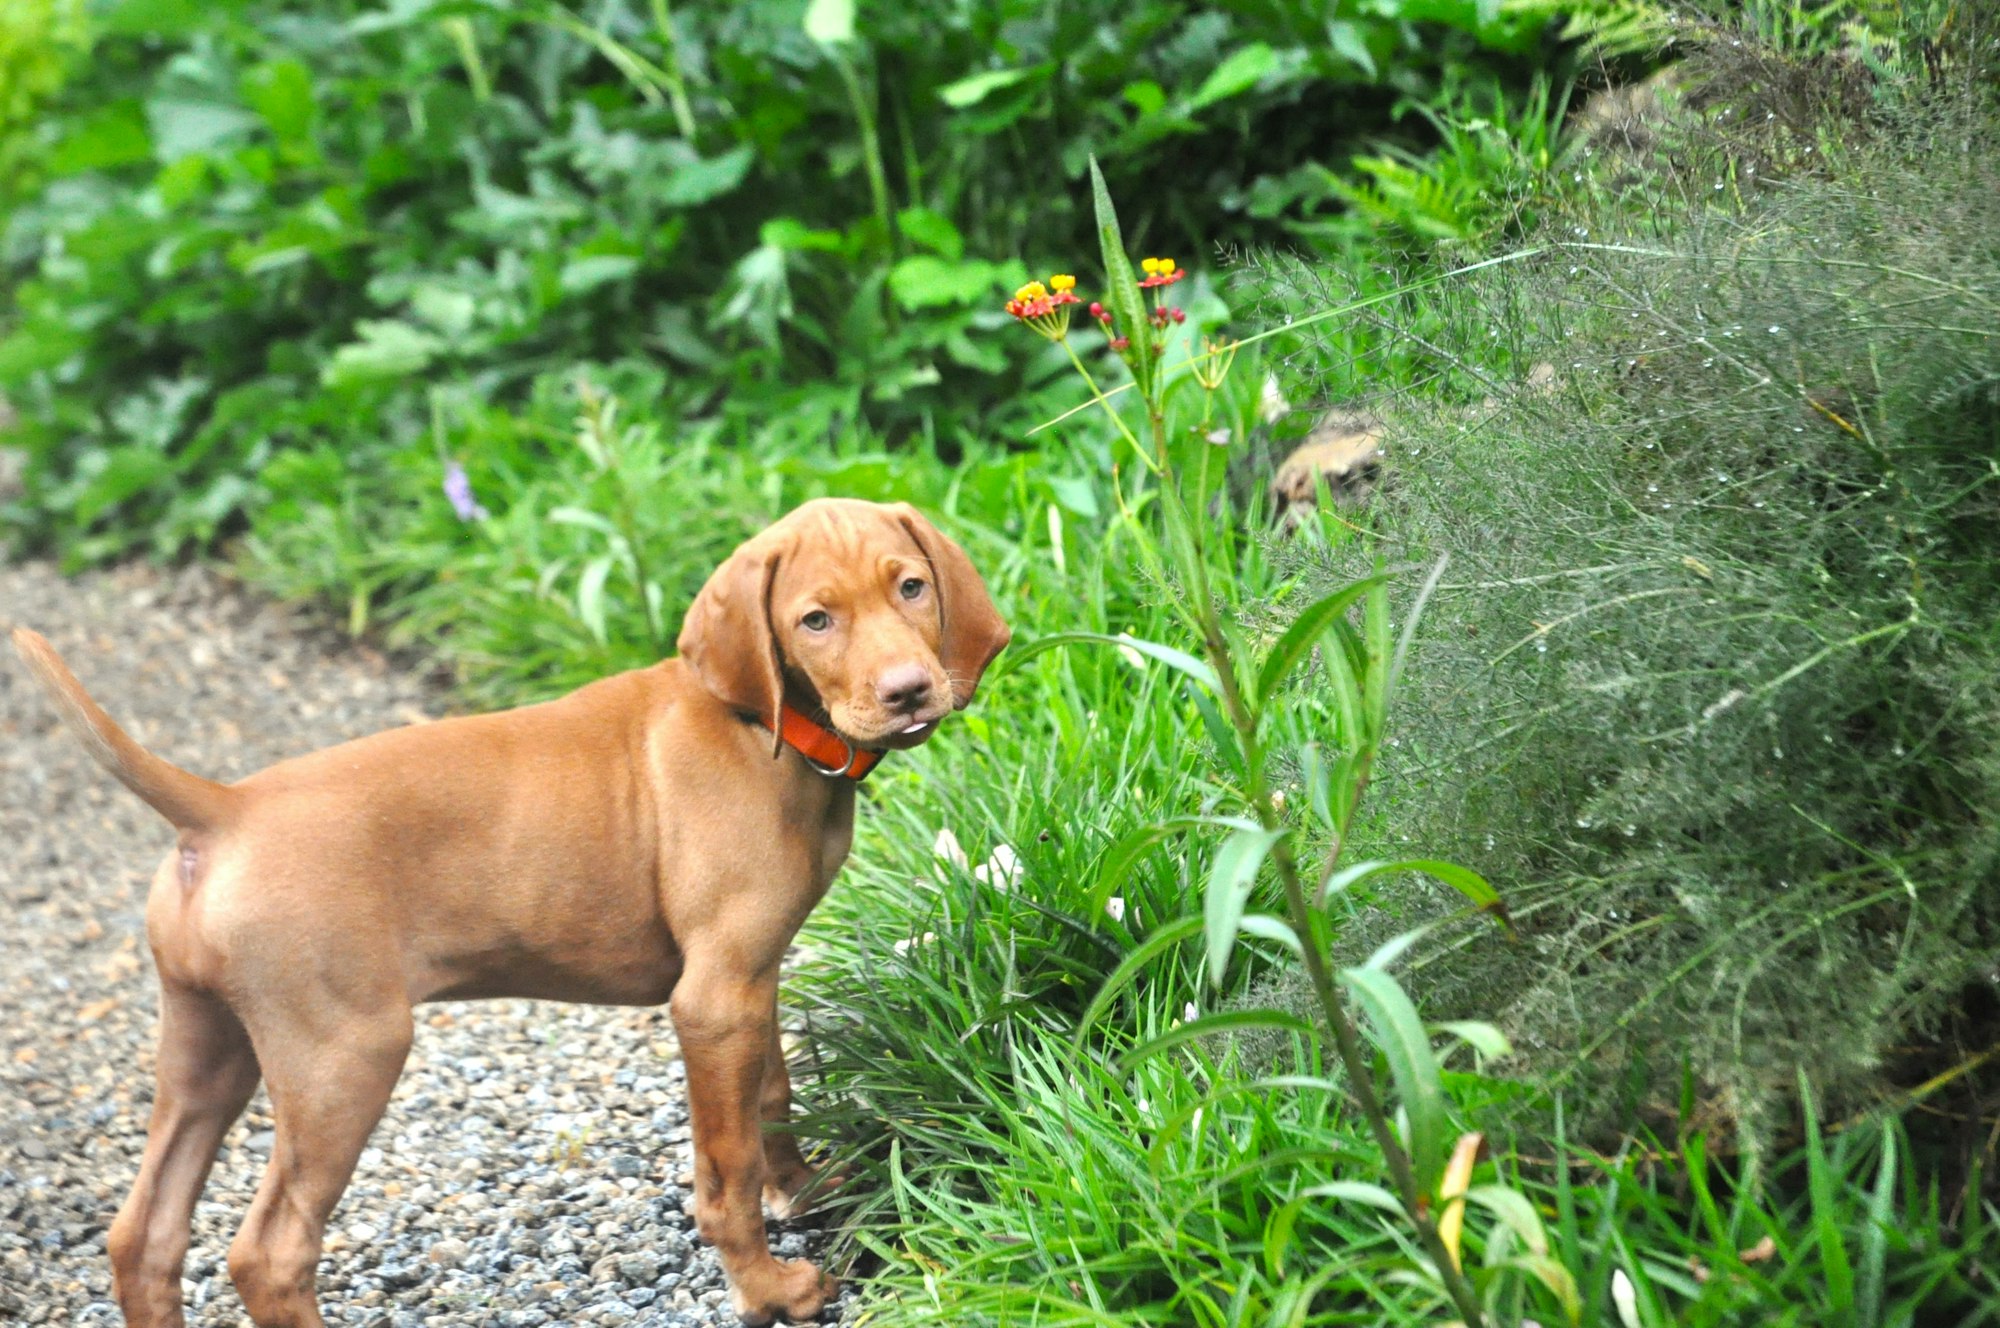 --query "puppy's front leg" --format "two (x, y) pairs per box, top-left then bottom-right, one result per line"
(672, 964), (835, 1325)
